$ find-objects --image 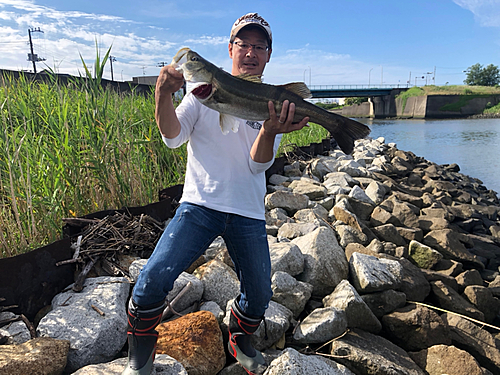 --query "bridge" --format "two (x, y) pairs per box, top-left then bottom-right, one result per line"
(308, 84), (410, 98)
